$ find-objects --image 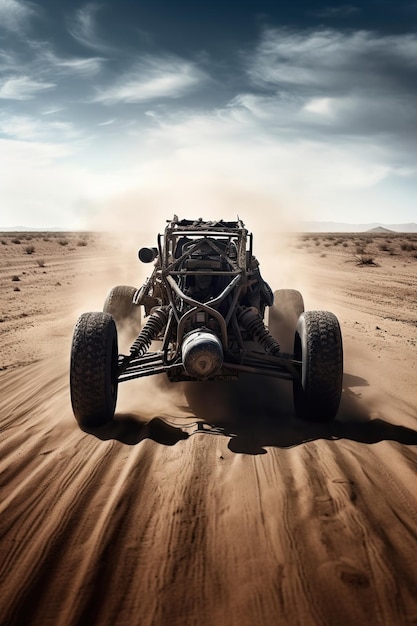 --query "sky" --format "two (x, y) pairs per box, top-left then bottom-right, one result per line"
(0, 0), (417, 230)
